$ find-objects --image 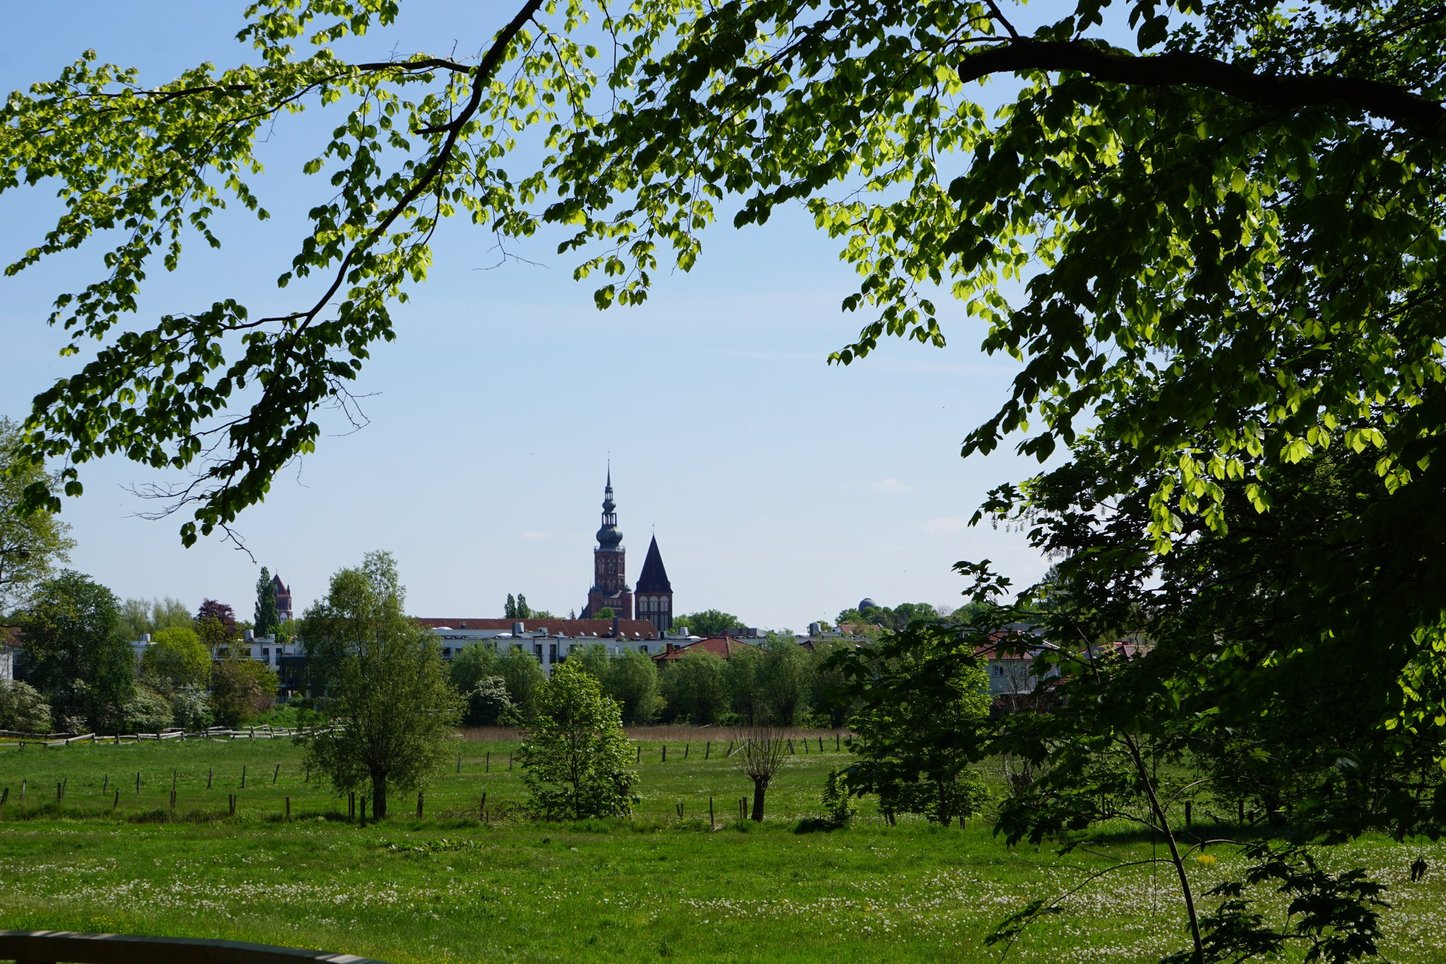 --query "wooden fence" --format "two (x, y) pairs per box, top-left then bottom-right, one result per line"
(0, 726), (335, 748)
